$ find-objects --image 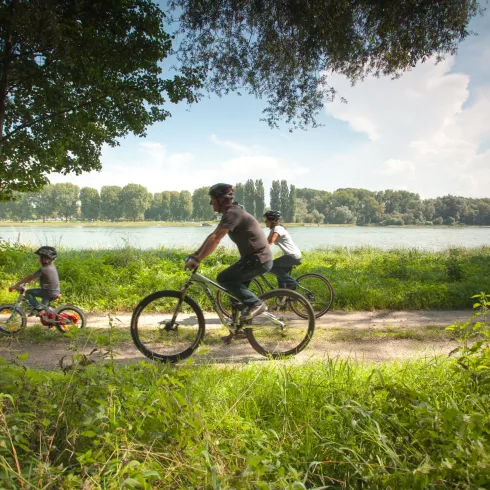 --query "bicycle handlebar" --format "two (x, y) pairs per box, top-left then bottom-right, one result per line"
(9, 285), (25, 293)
